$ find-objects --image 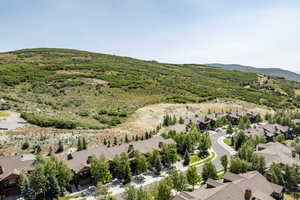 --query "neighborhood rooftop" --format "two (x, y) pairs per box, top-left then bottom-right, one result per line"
(0, 136), (175, 179)
(256, 142), (300, 167)
(60, 136), (175, 172)
(172, 171), (283, 200)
